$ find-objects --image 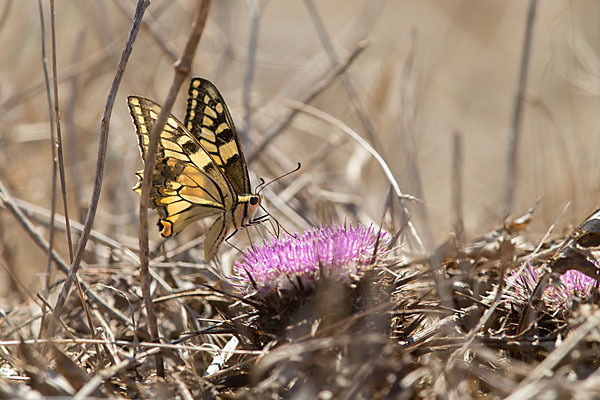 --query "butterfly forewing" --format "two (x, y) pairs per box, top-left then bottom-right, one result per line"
(127, 96), (235, 238)
(184, 78), (251, 195)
